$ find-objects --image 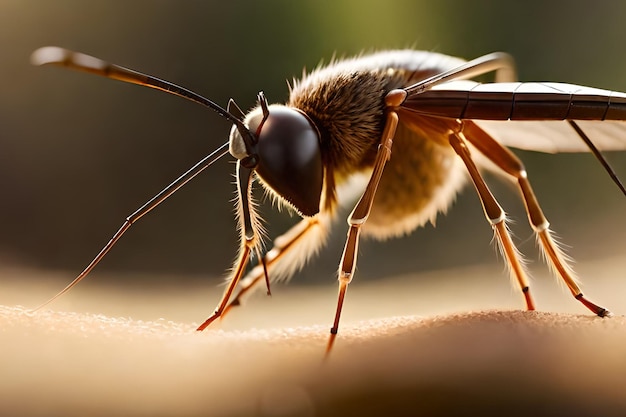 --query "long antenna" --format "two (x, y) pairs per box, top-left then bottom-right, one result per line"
(34, 142), (230, 310)
(31, 46), (243, 126)
(31, 46), (236, 309)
